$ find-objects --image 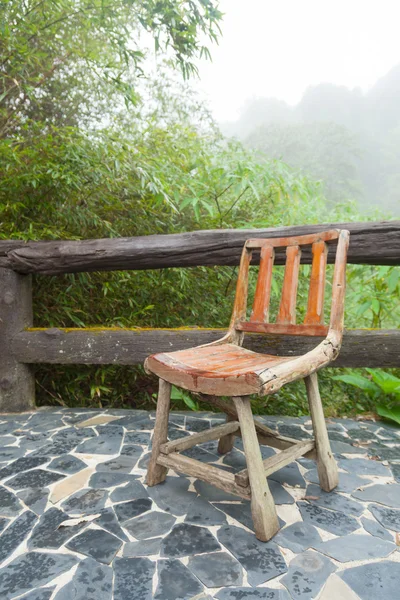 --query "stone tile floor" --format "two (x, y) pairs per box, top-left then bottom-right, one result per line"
(0, 407), (399, 599)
